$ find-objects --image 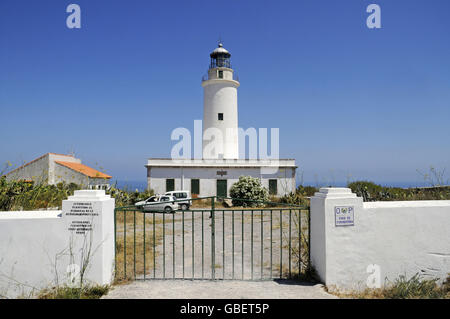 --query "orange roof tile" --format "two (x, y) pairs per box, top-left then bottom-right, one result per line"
(55, 161), (112, 179)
